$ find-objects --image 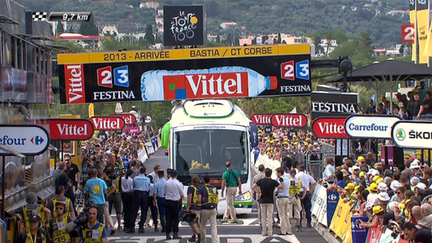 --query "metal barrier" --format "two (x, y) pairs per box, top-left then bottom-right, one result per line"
(305, 150), (336, 180)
